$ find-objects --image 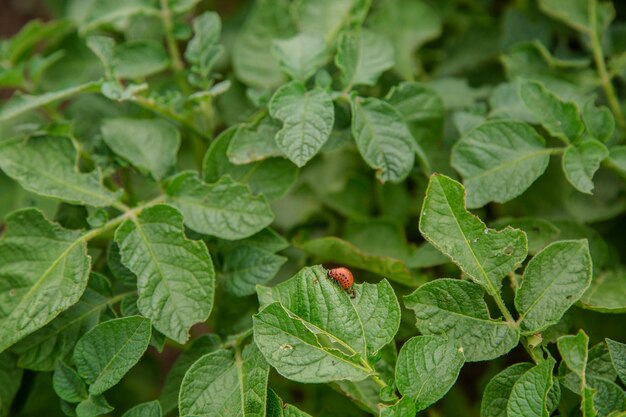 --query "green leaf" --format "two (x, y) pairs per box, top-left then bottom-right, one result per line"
(292, 0), (361, 38)
(587, 376), (626, 417)
(160, 334), (221, 414)
(406, 243), (450, 269)
(258, 266), (366, 354)
(587, 342), (618, 381)
(4, 19), (72, 64)
(232, 0), (294, 87)
(253, 302), (370, 383)
(227, 119), (284, 164)
(298, 237), (419, 286)
(73, 316), (151, 395)
(171, 0), (201, 13)
(608, 146), (626, 177)
(0, 209), (90, 353)
(481, 363), (533, 417)
(507, 359), (555, 417)
(404, 279), (520, 361)
(335, 378), (380, 414)
(76, 395), (114, 417)
(333, 342), (396, 412)
(284, 405), (313, 417)
(395, 335), (464, 411)
(370, 0), (440, 79)
(166, 172), (274, 240)
(451, 120), (551, 208)
(86, 36), (115, 76)
(78, 0), (159, 31)
(538, 0), (615, 36)
(520, 79), (585, 142)
(386, 82), (445, 125)
(178, 343), (269, 417)
(53, 361), (88, 403)
(253, 266), (379, 382)
(271, 33), (327, 81)
(515, 240), (592, 335)
(379, 396), (416, 417)
(490, 217), (560, 255)
(385, 81), (445, 176)
(115, 204), (215, 344)
(0, 353), (23, 417)
(266, 388), (283, 417)
(606, 339), (626, 386)
(101, 118), (181, 180)
(266, 389), (314, 417)
(418, 174), (528, 296)
(558, 330), (589, 379)
(268, 81), (334, 167)
(0, 136), (120, 207)
(11, 289), (109, 371)
(582, 102), (615, 143)
(351, 97), (415, 183)
(113, 40), (169, 79)
(185, 12), (223, 78)
(231, 226), (289, 253)
(580, 269), (626, 313)
(121, 401), (162, 417)
(562, 139), (609, 194)
(558, 330), (597, 416)
(221, 240), (287, 297)
(336, 29), (394, 88)
(203, 127), (298, 201)
(0, 82), (98, 123)
(350, 280), (400, 355)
